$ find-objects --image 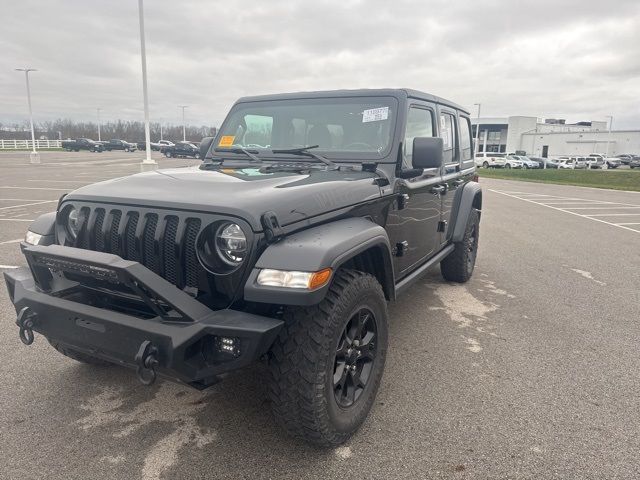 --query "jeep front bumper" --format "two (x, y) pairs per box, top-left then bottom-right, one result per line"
(3, 245), (283, 389)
